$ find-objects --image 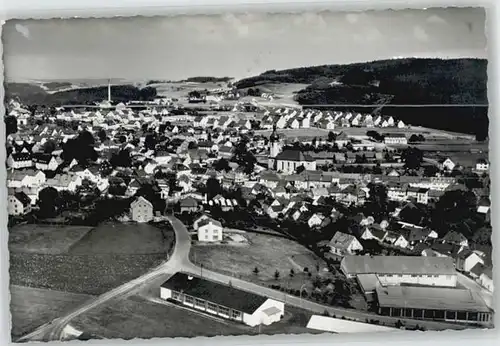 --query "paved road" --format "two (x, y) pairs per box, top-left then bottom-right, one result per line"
(170, 217), (473, 331)
(18, 216), (482, 341)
